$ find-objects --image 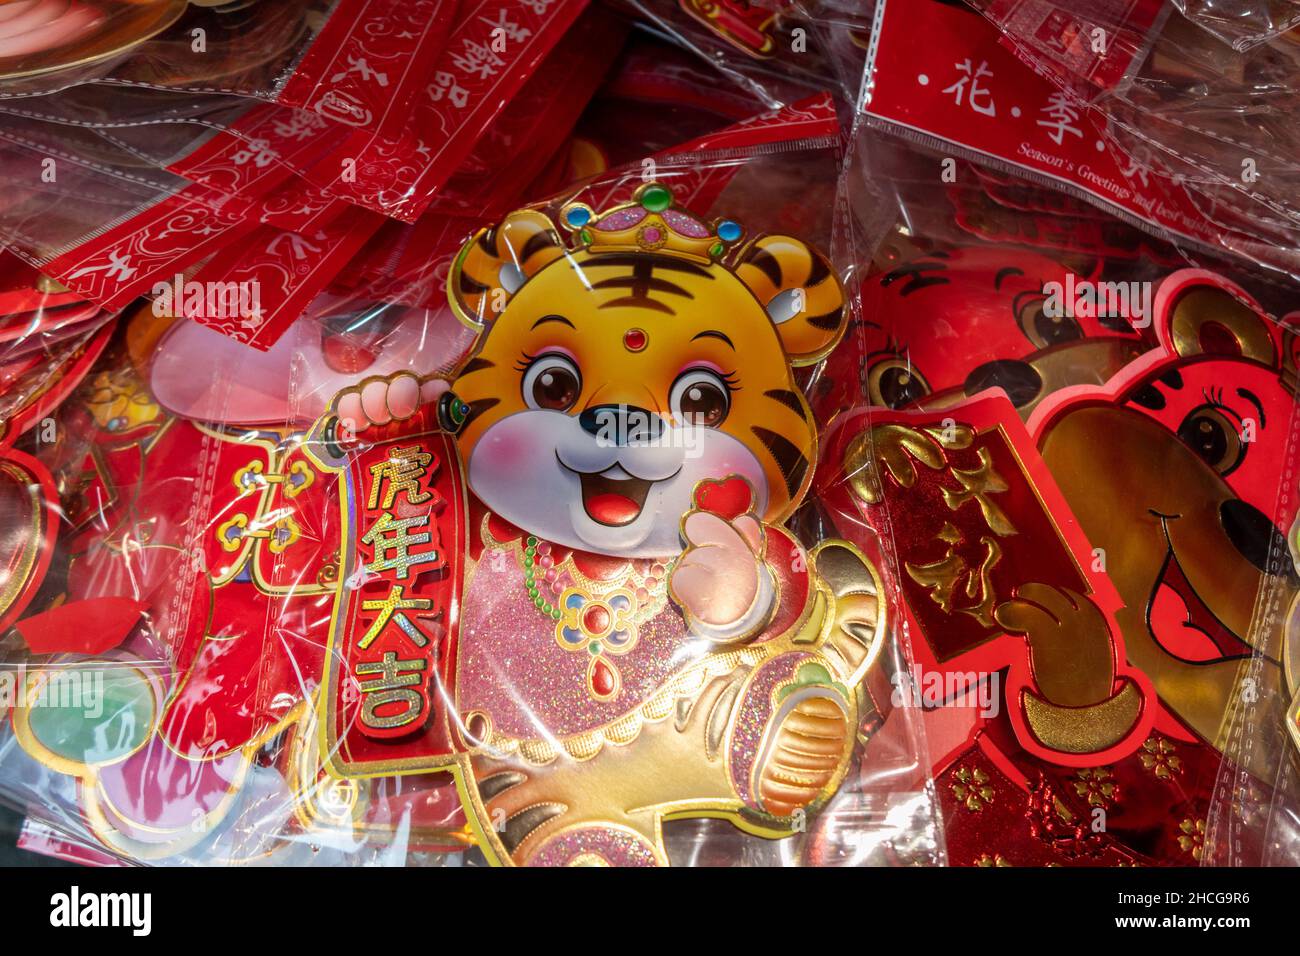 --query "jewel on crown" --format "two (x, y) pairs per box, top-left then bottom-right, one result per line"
(559, 182), (745, 264)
